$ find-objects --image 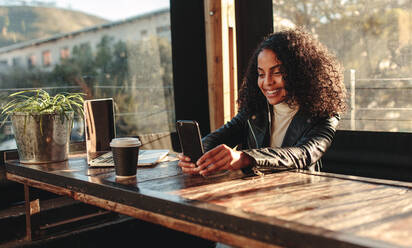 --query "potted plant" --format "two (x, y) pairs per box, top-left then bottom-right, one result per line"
(1, 89), (84, 164)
